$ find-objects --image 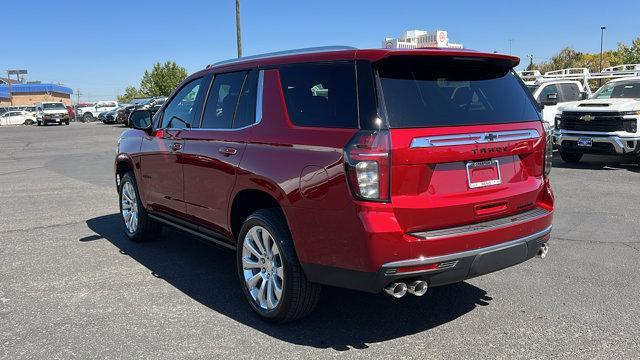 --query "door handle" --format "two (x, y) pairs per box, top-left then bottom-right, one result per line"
(170, 142), (183, 151)
(218, 147), (238, 156)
